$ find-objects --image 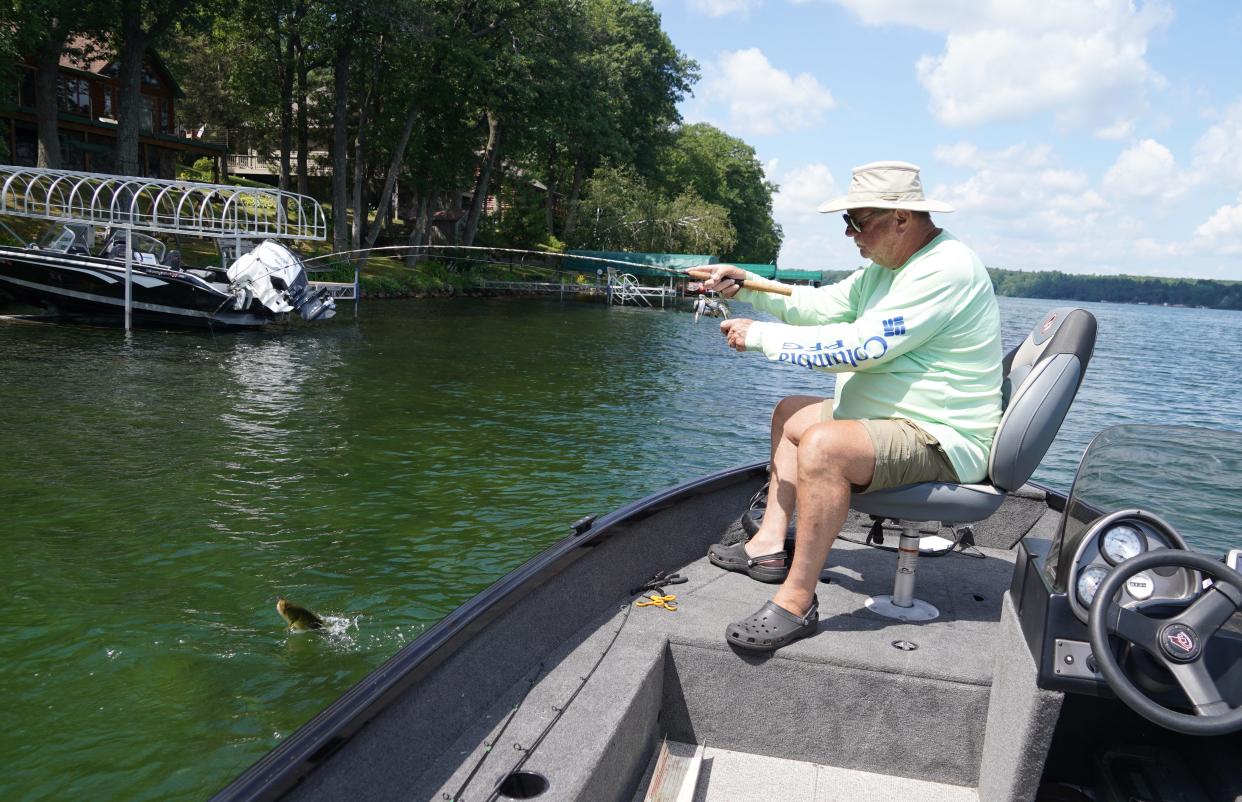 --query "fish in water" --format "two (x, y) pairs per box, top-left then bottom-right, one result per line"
(275, 596), (325, 632)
